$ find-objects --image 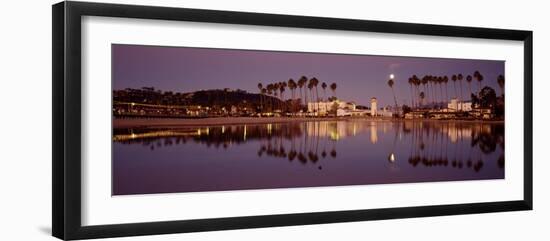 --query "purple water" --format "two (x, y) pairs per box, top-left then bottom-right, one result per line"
(112, 120), (504, 195)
